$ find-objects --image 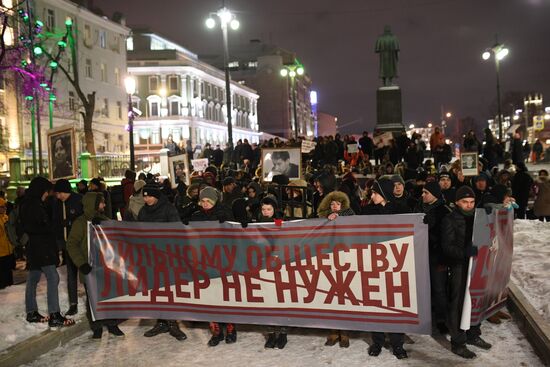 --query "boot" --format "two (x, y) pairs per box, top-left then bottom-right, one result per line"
(92, 328), (103, 339)
(339, 332), (350, 348)
(26, 311), (48, 323)
(208, 322), (224, 347)
(496, 310), (512, 320)
(225, 323), (237, 344)
(168, 321), (187, 341)
(48, 312), (75, 327)
(368, 343), (382, 356)
(325, 330), (340, 346)
(107, 325), (125, 336)
(265, 332), (277, 348)
(467, 336), (492, 350)
(65, 304), (78, 316)
(436, 322), (449, 334)
(275, 332), (287, 349)
(144, 320), (169, 337)
(392, 345), (408, 359)
(451, 344), (476, 359)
